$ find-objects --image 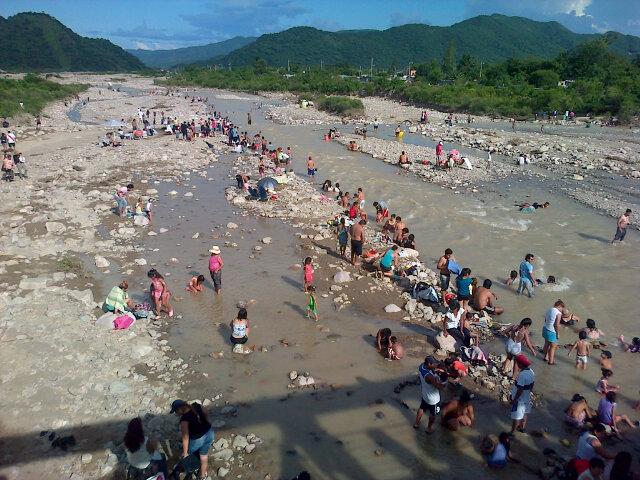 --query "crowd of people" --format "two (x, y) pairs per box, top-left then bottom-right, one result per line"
(97, 98), (638, 480)
(1, 119), (27, 181)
